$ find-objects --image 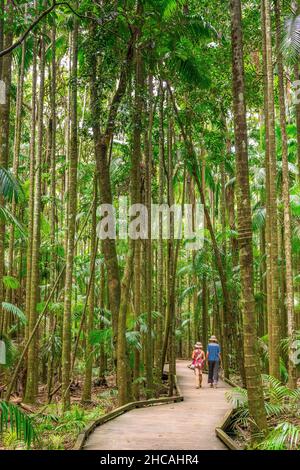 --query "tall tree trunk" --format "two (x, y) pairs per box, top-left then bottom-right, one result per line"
(0, 0), (12, 338)
(82, 178), (97, 402)
(155, 84), (165, 373)
(294, 62), (300, 181)
(90, 29), (135, 401)
(230, 0), (267, 434)
(24, 34), (37, 348)
(117, 239), (135, 405)
(61, 14), (78, 410)
(145, 75), (153, 395)
(92, 40), (135, 350)
(201, 158), (208, 351)
(161, 98), (174, 375)
(167, 108), (175, 395)
(132, 40), (143, 400)
(98, 263), (106, 379)
(261, 7), (272, 349)
(47, 23), (57, 400)
(24, 25), (46, 403)
(262, 0), (280, 379)
(7, 40), (26, 305)
(275, 0), (297, 388)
